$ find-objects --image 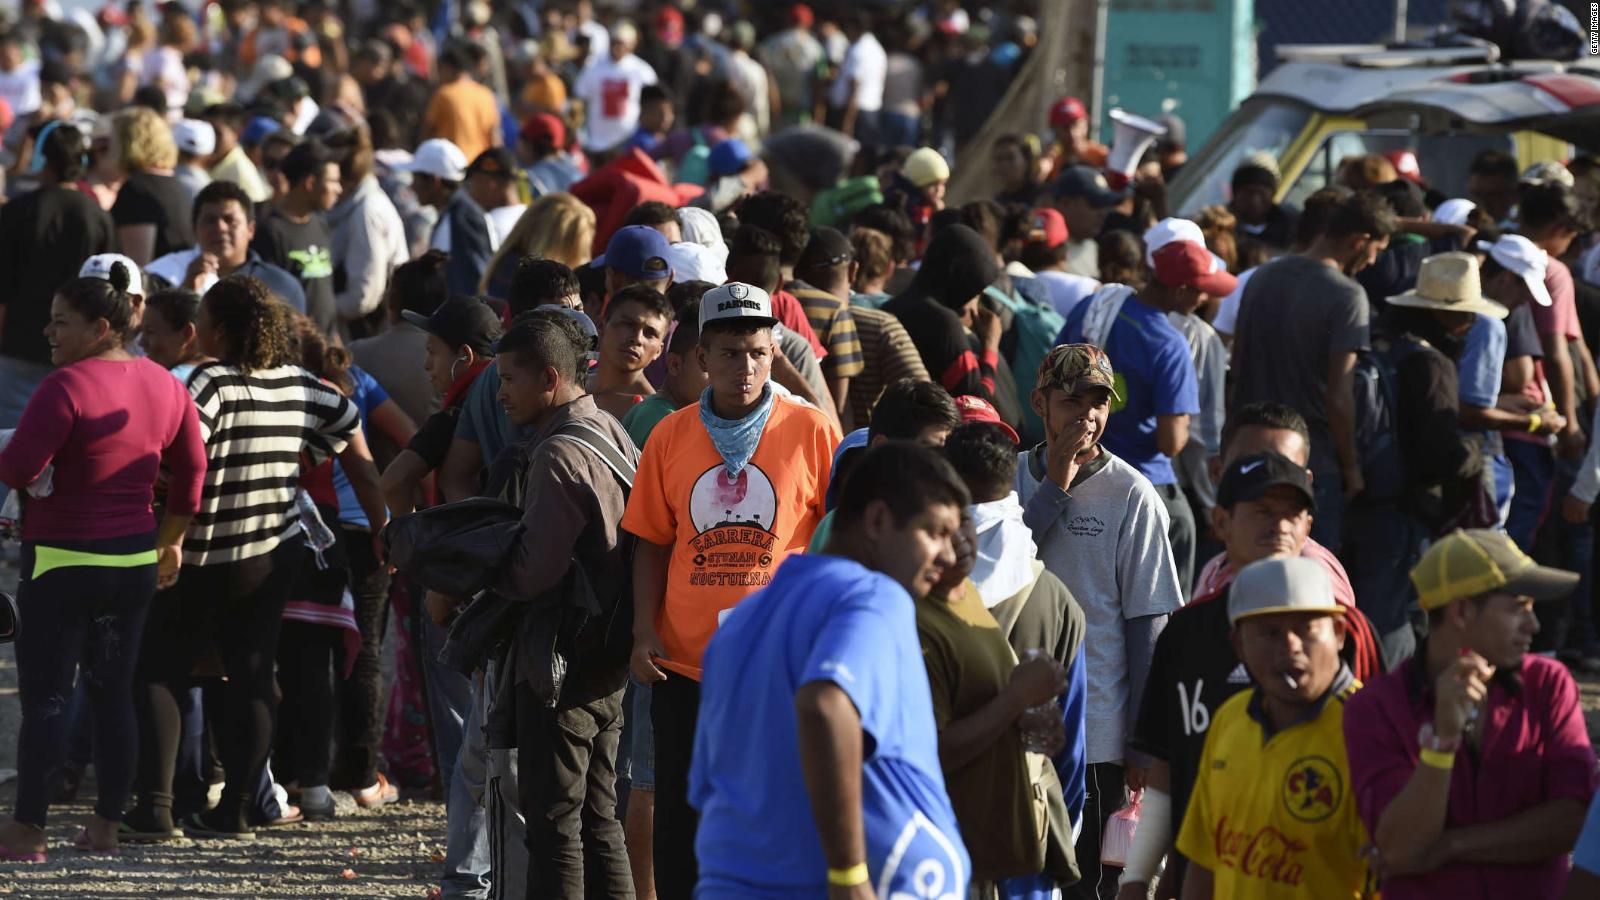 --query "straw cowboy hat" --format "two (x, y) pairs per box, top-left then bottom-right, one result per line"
(1387, 252), (1509, 320)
